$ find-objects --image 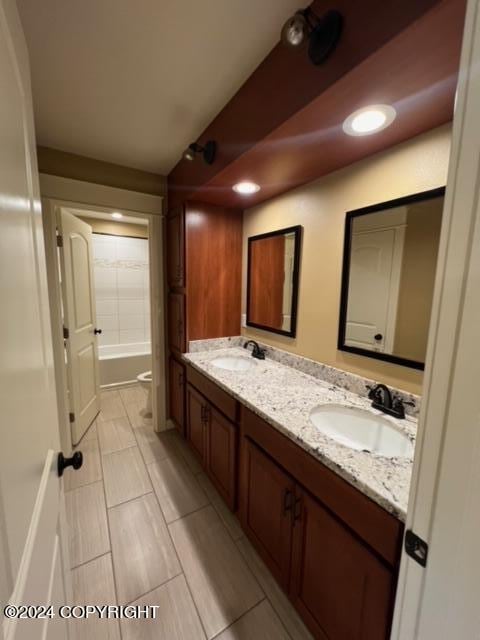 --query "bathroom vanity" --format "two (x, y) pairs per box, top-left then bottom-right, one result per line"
(181, 345), (415, 640)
